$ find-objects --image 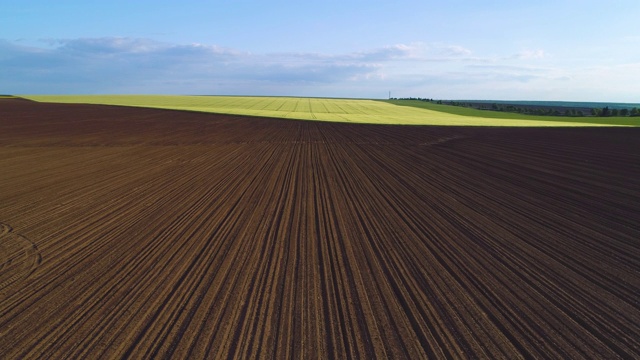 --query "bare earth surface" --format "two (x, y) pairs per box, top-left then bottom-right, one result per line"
(1, 98), (639, 359)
